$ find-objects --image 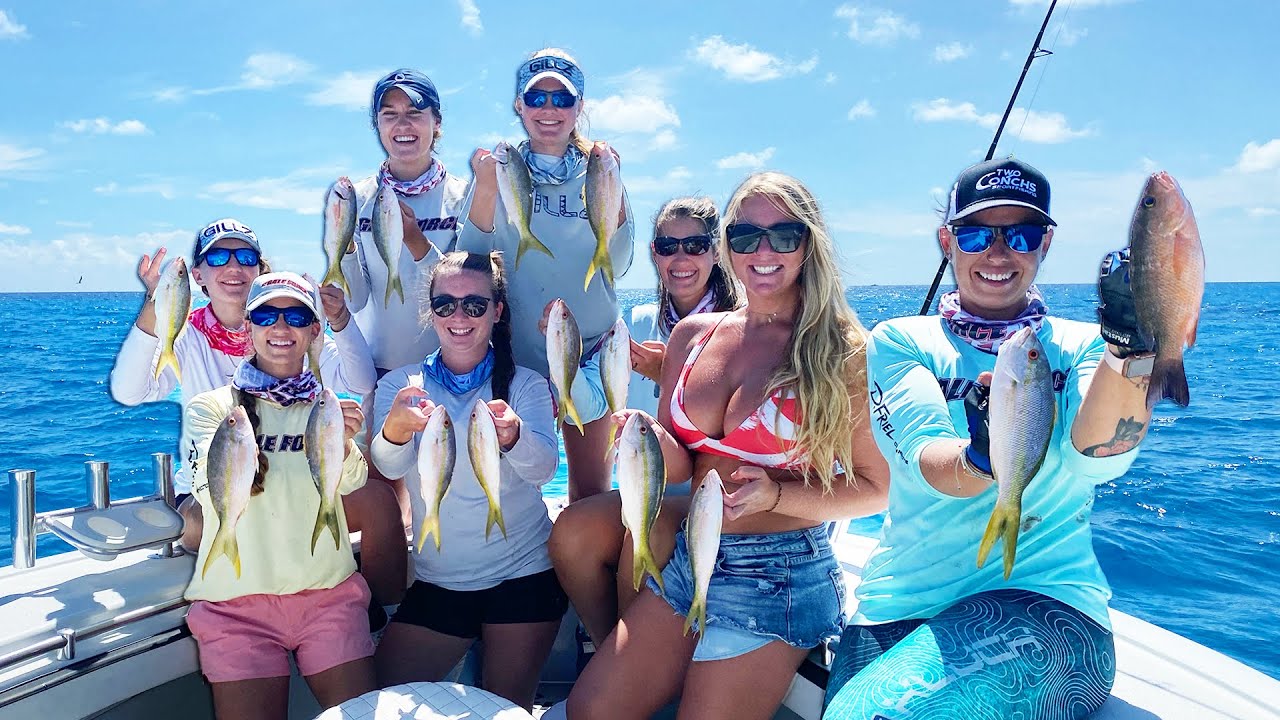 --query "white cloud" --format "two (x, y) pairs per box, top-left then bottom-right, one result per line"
(0, 222), (31, 235)
(61, 118), (151, 135)
(0, 229), (191, 292)
(649, 129), (678, 151)
(1009, 0), (1133, 6)
(1053, 23), (1088, 47)
(626, 166), (695, 195)
(56, 220), (93, 229)
(933, 42), (971, 62)
(834, 5), (920, 45)
(716, 147), (775, 170)
(307, 70), (384, 111)
(1247, 207), (1279, 218)
(911, 98), (1093, 143)
(824, 72), (838, 85)
(93, 180), (176, 200)
(1234, 139), (1280, 173)
(0, 142), (44, 174)
(847, 100), (876, 120)
(202, 167), (341, 216)
(588, 95), (680, 135)
(150, 87), (184, 103)
(0, 10), (27, 39)
(239, 52), (313, 89)
(457, 0), (482, 34)
(691, 36), (817, 82)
